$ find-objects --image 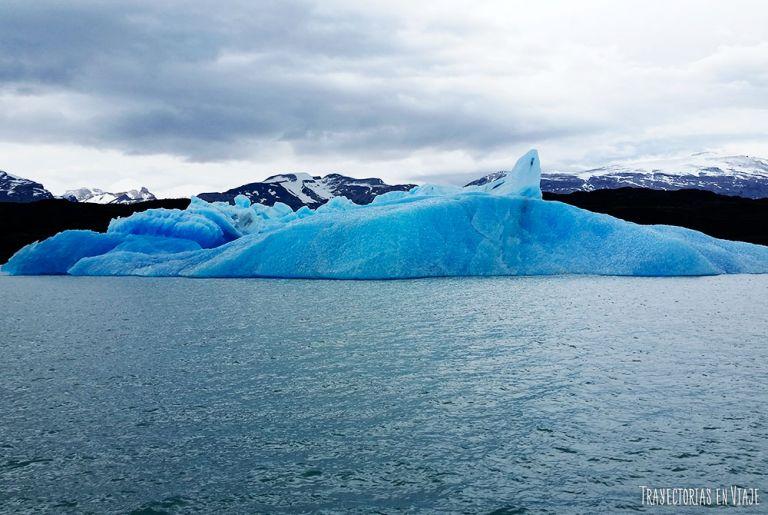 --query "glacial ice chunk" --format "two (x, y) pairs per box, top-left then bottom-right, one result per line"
(1, 231), (201, 275)
(107, 204), (239, 248)
(3, 230), (125, 275)
(3, 149), (768, 278)
(466, 149), (542, 198)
